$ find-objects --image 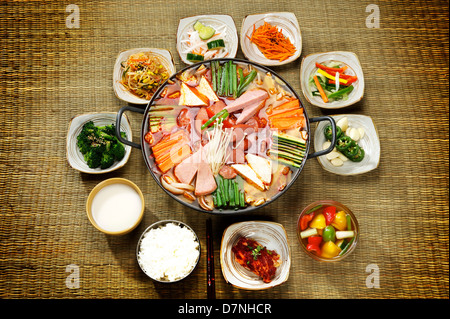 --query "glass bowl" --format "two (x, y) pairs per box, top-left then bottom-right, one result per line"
(296, 200), (359, 262)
